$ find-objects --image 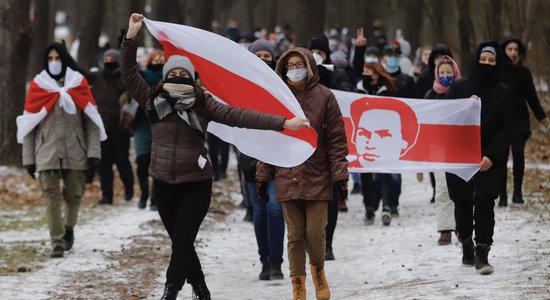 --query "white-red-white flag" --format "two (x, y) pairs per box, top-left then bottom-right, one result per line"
(332, 90), (481, 181)
(143, 18), (317, 168)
